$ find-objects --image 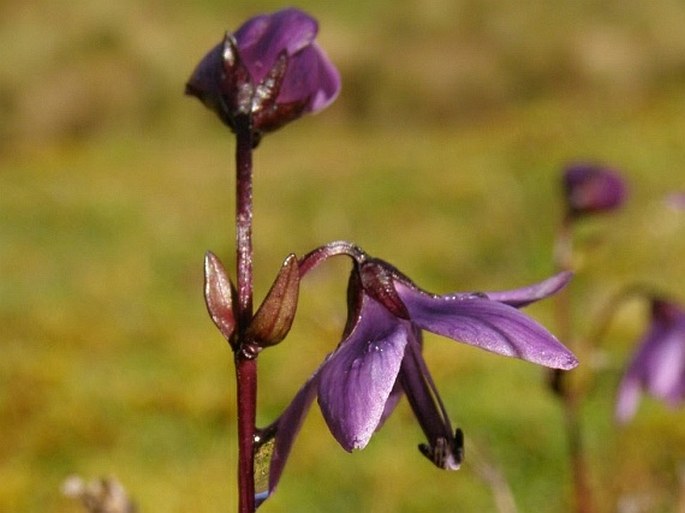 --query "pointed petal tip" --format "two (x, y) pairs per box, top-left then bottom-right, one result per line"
(339, 435), (370, 452)
(537, 345), (579, 370)
(558, 353), (580, 371)
(255, 491), (269, 509)
(484, 270), (574, 308)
